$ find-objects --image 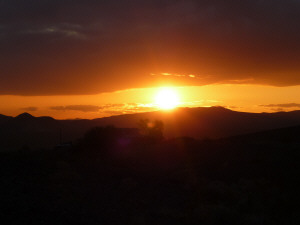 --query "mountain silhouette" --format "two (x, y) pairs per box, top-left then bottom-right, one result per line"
(0, 114), (13, 124)
(1, 106), (300, 151)
(15, 112), (35, 120)
(91, 107), (300, 138)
